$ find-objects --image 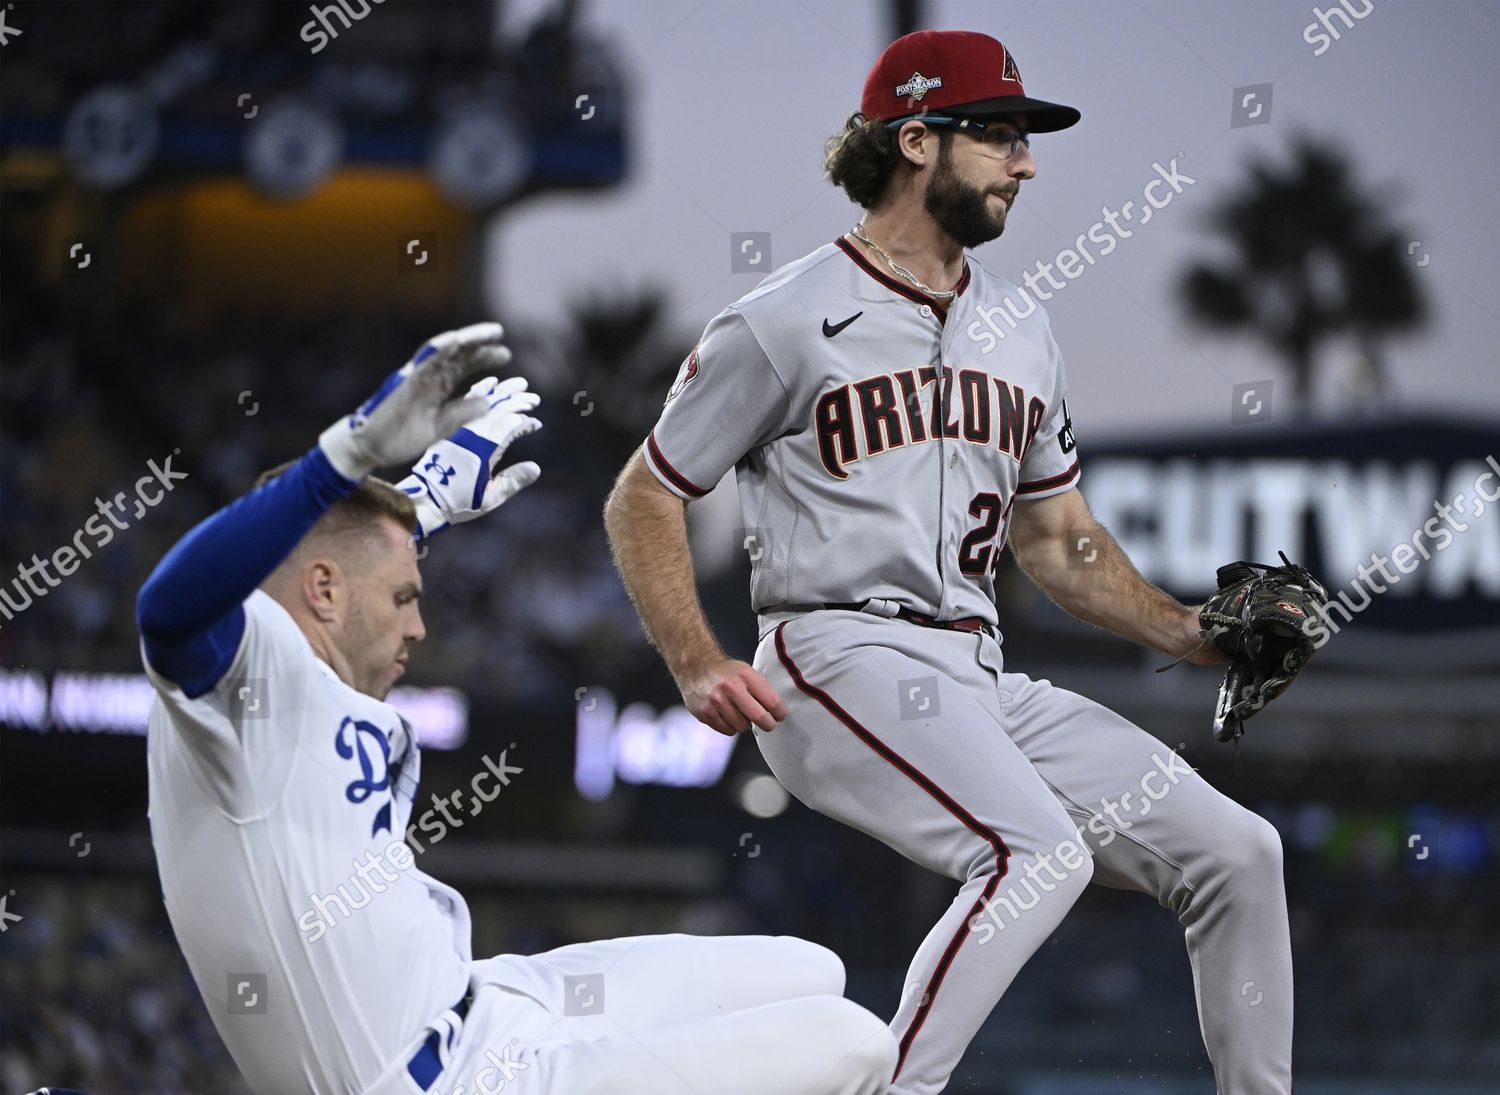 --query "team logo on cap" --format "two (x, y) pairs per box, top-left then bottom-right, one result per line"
(1001, 48), (1022, 85)
(895, 72), (943, 101)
